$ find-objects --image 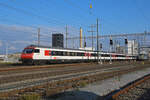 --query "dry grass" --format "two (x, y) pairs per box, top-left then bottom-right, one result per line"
(19, 93), (41, 100)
